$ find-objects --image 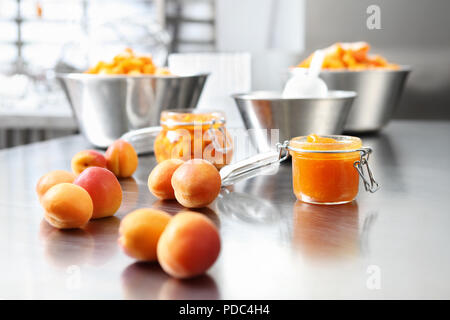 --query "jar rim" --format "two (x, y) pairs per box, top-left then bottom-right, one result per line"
(288, 135), (362, 153)
(160, 110), (226, 127)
